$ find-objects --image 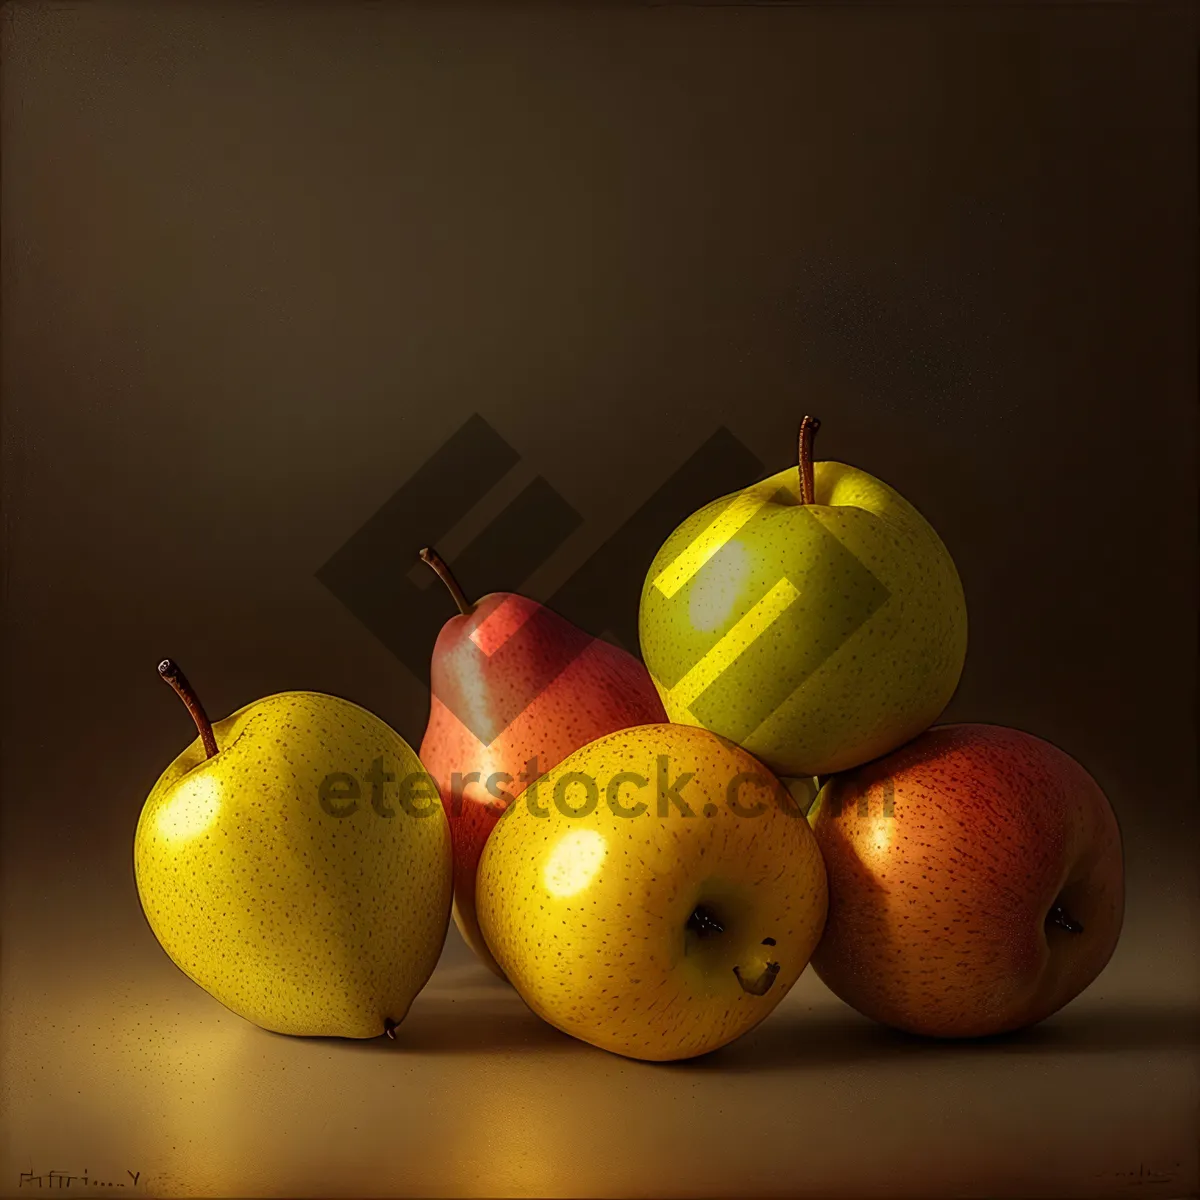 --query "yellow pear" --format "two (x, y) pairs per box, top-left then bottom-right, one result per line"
(134, 660), (452, 1038)
(476, 723), (828, 1061)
